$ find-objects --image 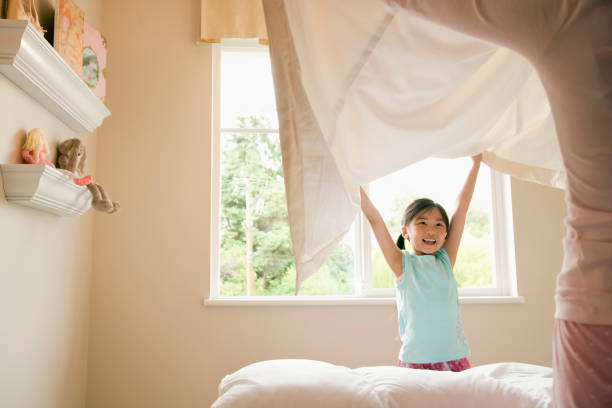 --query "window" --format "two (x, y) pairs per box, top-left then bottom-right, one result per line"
(209, 41), (517, 302)
(363, 159), (517, 298)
